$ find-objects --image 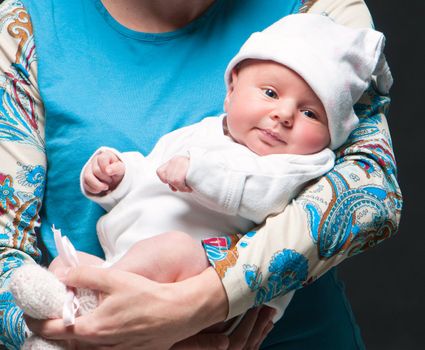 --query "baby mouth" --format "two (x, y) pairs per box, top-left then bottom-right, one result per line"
(259, 128), (285, 143)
